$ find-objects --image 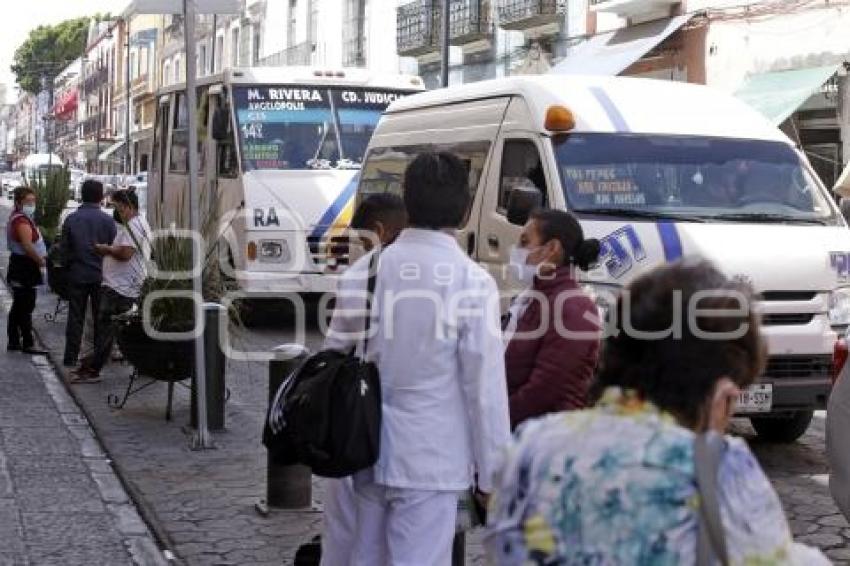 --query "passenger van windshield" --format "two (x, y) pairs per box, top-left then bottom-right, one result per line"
(234, 86), (408, 171)
(554, 134), (838, 225)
